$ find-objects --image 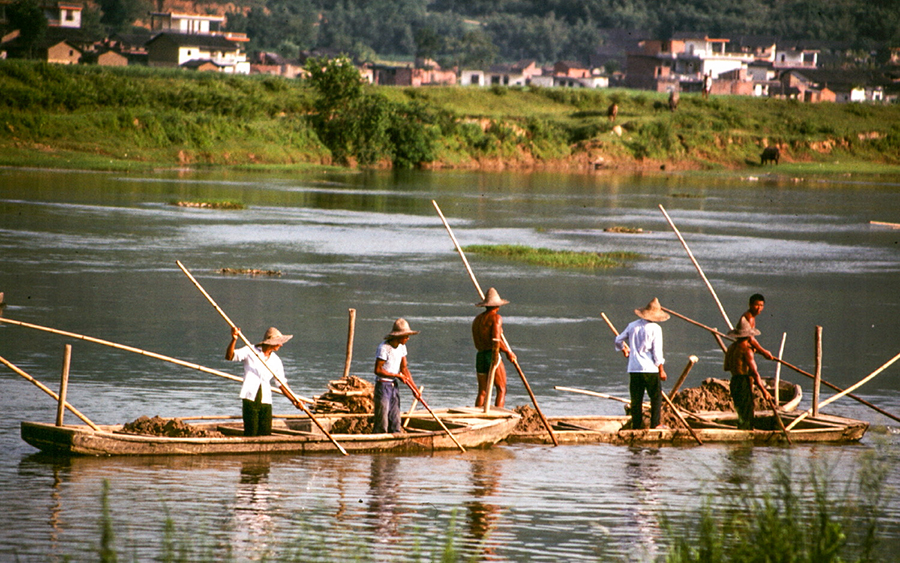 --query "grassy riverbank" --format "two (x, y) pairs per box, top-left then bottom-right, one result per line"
(2, 60), (900, 173)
